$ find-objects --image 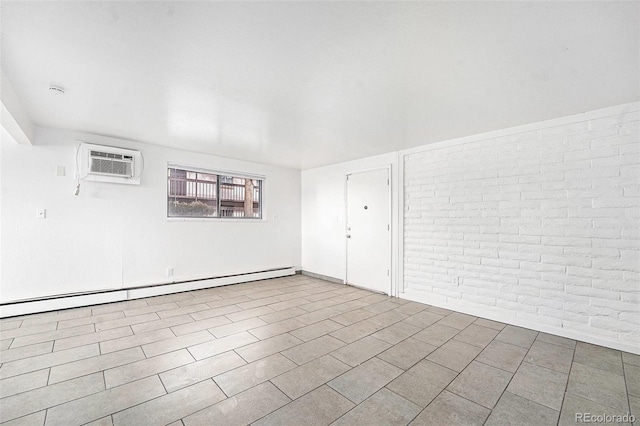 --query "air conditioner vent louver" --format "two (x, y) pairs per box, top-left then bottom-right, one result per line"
(79, 143), (141, 185)
(90, 156), (133, 177)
